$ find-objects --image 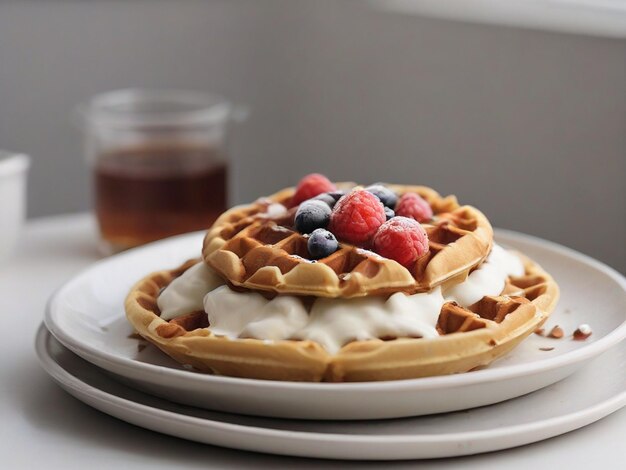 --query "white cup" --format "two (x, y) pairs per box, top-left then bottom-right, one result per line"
(0, 151), (30, 263)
